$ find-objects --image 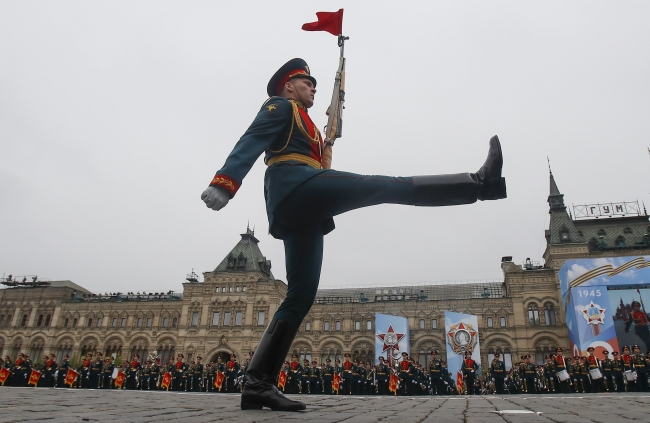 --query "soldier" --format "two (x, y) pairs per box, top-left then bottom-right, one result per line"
(41, 353), (56, 387)
(364, 361), (375, 395)
(204, 58), (508, 412)
(173, 354), (186, 391)
(226, 354), (240, 393)
(102, 356), (114, 389)
(150, 357), (160, 390)
(322, 358), (334, 395)
(193, 356), (204, 392)
(632, 345), (649, 392)
(542, 355), (556, 393)
(490, 352), (506, 395)
(89, 352), (103, 389)
(56, 354), (70, 388)
(625, 301), (650, 350)
(600, 350), (613, 392)
(333, 358), (343, 395)
(79, 353), (92, 388)
(353, 359), (364, 395)
(375, 356), (389, 395)
(398, 352), (412, 396)
(300, 358), (311, 394)
(519, 355), (536, 393)
(287, 354), (301, 394)
(126, 354), (141, 390)
(205, 362), (215, 393)
(611, 351), (625, 392)
(183, 361), (193, 391)
(310, 361), (322, 394)
(585, 347), (602, 393)
(621, 346), (635, 391)
(341, 353), (353, 395)
(214, 356), (225, 392)
(553, 348), (570, 393)
(141, 360), (152, 390)
(462, 351), (478, 395)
